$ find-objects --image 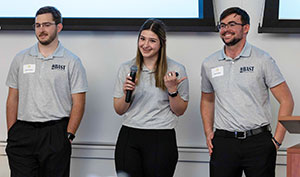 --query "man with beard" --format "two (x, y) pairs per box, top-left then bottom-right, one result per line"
(5, 6), (88, 177)
(200, 7), (294, 177)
